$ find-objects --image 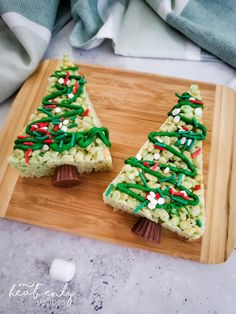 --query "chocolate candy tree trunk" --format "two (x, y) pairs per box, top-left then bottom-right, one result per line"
(52, 165), (81, 187)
